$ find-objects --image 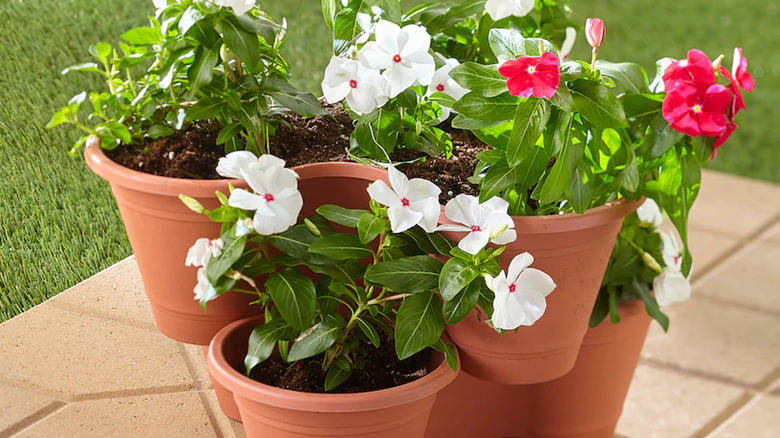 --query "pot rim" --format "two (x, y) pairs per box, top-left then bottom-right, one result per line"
(84, 144), (386, 198)
(207, 316), (459, 412)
